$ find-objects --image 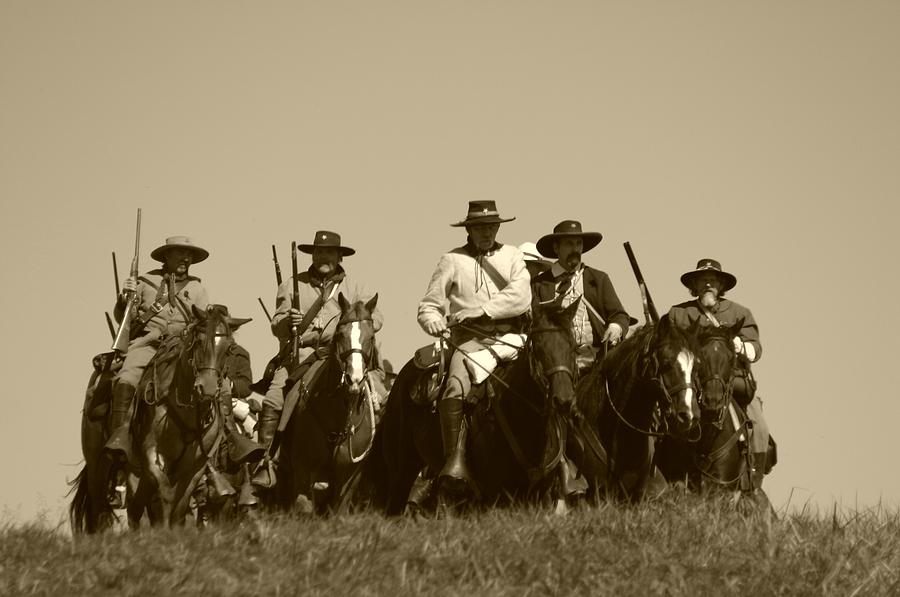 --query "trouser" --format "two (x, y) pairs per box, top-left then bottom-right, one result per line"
(262, 366), (289, 411)
(443, 339), (484, 401)
(115, 341), (158, 387)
